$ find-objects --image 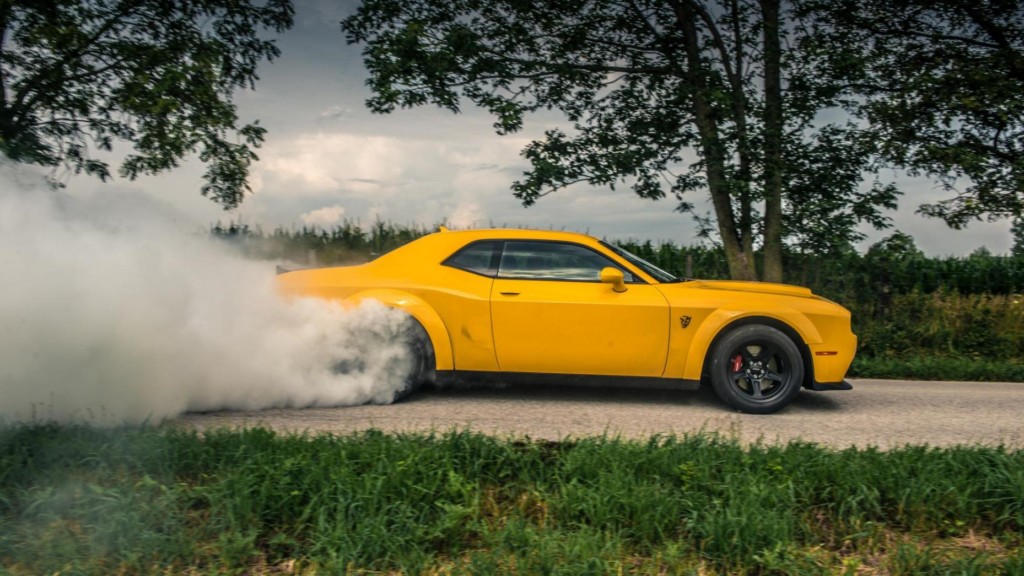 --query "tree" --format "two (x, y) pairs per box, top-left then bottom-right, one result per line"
(1012, 218), (1024, 258)
(784, 126), (899, 256)
(0, 0), (293, 208)
(800, 0), (1024, 228)
(342, 0), (897, 281)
